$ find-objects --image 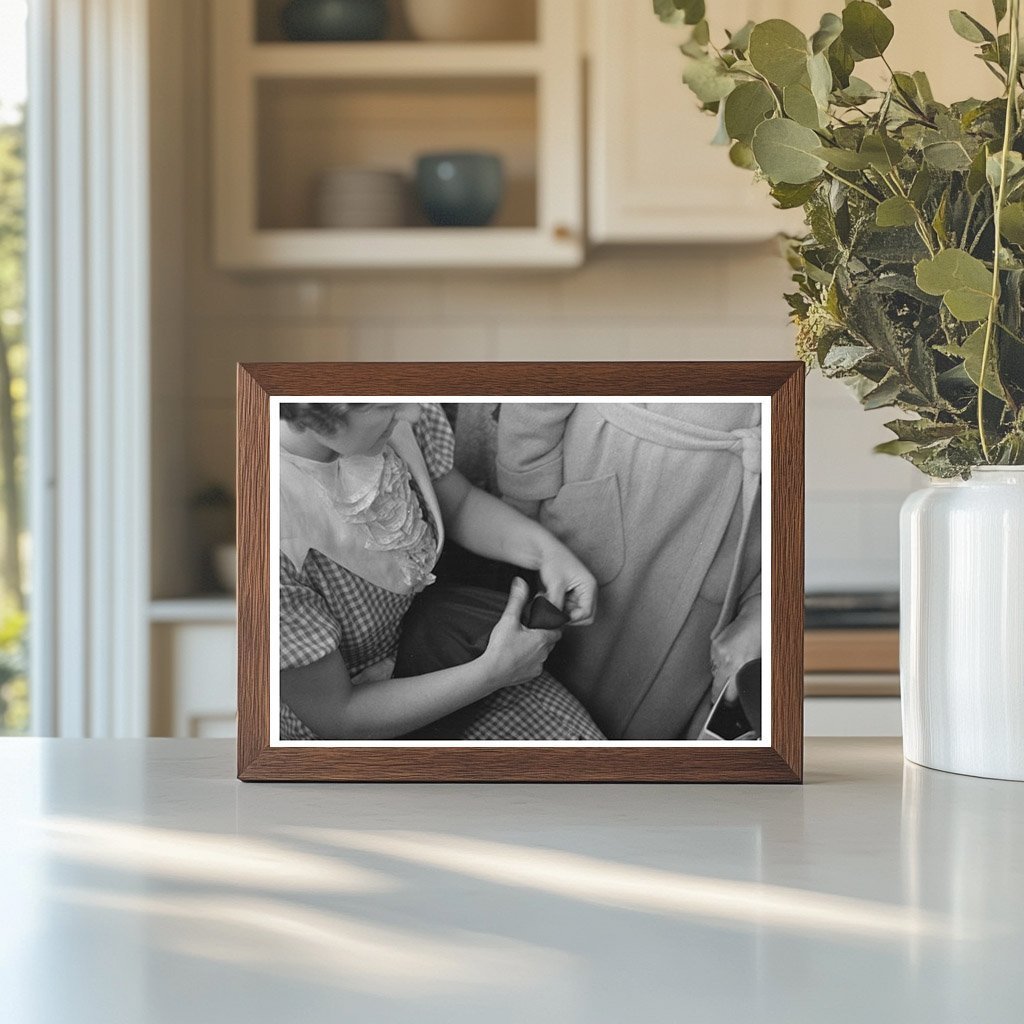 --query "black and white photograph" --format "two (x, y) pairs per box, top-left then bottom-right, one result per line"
(271, 397), (769, 746)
